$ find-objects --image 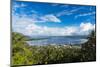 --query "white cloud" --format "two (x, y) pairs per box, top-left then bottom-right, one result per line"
(40, 14), (61, 23)
(60, 5), (69, 8)
(56, 10), (72, 17)
(51, 3), (59, 6)
(18, 14), (61, 23)
(56, 7), (83, 17)
(12, 10), (61, 23)
(12, 12), (95, 36)
(64, 27), (78, 35)
(12, 14), (61, 35)
(78, 22), (95, 35)
(51, 4), (69, 8)
(23, 22), (95, 36)
(13, 3), (27, 8)
(25, 24), (77, 36)
(75, 12), (96, 19)
(80, 22), (94, 31)
(12, 2), (27, 15)
(12, 2), (61, 23)
(12, 2), (95, 36)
